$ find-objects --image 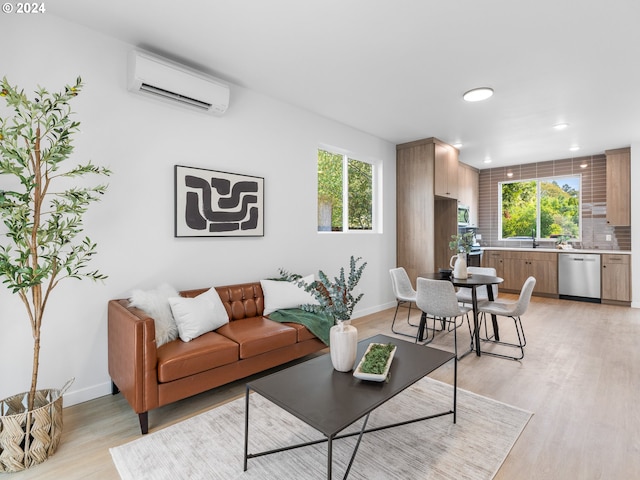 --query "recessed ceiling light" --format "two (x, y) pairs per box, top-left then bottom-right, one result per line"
(463, 87), (494, 102)
(553, 123), (569, 130)
(453, 142), (462, 149)
(484, 158), (492, 164)
(569, 145), (580, 152)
